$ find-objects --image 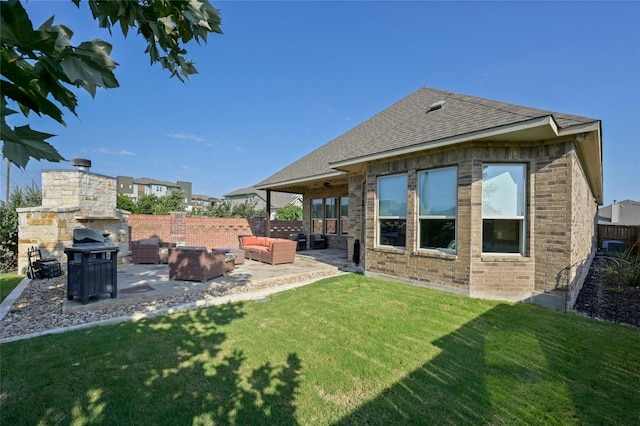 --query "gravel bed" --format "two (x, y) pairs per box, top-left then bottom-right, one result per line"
(1, 269), (339, 341)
